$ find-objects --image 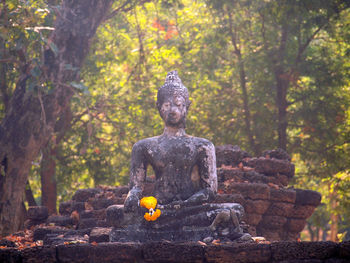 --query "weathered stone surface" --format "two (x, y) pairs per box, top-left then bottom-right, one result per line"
(78, 218), (97, 229)
(271, 241), (339, 261)
(110, 227), (219, 243)
(262, 148), (291, 161)
(292, 205), (317, 219)
(71, 201), (86, 212)
(295, 189), (322, 206)
(260, 215), (287, 229)
(143, 242), (204, 263)
(89, 227), (112, 243)
(260, 231), (280, 241)
(33, 227), (68, 241)
(205, 243), (271, 263)
(92, 242), (143, 263)
(339, 241), (350, 259)
(270, 188), (296, 203)
(0, 248), (21, 263)
(226, 183), (270, 200)
(214, 193), (246, 206)
(244, 157), (295, 177)
(80, 209), (106, 220)
(56, 243), (93, 262)
(244, 200), (270, 214)
(215, 145), (250, 167)
(90, 198), (116, 210)
(285, 218), (307, 233)
(59, 201), (72, 215)
(72, 188), (101, 202)
(265, 202), (294, 217)
(244, 213), (262, 226)
(112, 186), (129, 197)
(47, 215), (73, 227)
(106, 205), (124, 228)
(27, 206), (49, 221)
(21, 246), (56, 263)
